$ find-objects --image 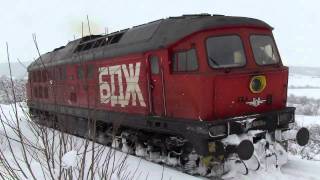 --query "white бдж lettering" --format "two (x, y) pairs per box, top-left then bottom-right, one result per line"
(99, 62), (146, 107)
